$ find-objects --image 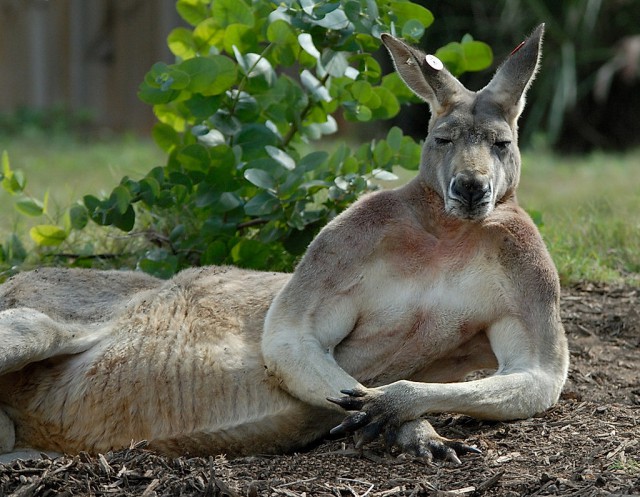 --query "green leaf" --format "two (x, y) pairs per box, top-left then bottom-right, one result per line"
(193, 18), (225, 50)
(137, 84), (180, 105)
(244, 168), (276, 190)
(109, 186), (132, 215)
(176, 0), (209, 25)
(113, 205), (136, 231)
(184, 94), (223, 120)
(389, 1), (433, 30)
(244, 191), (280, 216)
(322, 50), (350, 78)
(299, 151), (329, 172)
(298, 33), (321, 60)
(265, 146), (296, 171)
(370, 87), (400, 120)
(381, 72), (418, 102)
(178, 143), (211, 172)
(153, 105), (187, 132)
(152, 122), (180, 152)
(223, 24), (258, 54)
(311, 8), (351, 30)
(168, 27), (197, 59)
(397, 136), (422, 170)
(201, 241), (228, 265)
(355, 105), (372, 121)
(350, 81), (373, 103)
(435, 39), (493, 76)
(15, 197), (44, 217)
(145, 63), (191, 92)
(30, 225), (67, 247)
(401, 19), (425, 41)
(83, 194), (101, 214)
(217, 192), (243, 213)
(230, 239), (272, 269)
(139, 249), (179, 279)
(373, 140), (393, 165)
(1, 152), (25, 195)
(3, 169), (25, 195)
(267, 20), (297, 44)
(42, 190), (50, 216)
(140, 177), (162, 205)
(462, 40), (493, 72)
(211, 0), (254, 28)
(386, 126), (403, 151)
(68, 204), (89, 230)
(236, 124), (278, 160)
(350, 53), (381, 82)
(179, 56), (237, 95)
